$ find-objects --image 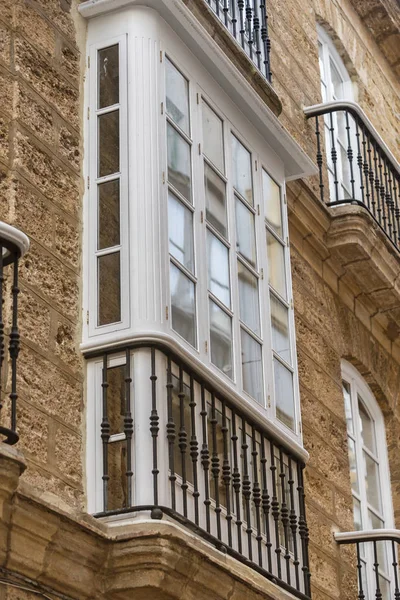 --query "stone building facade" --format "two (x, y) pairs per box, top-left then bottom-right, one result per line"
(0, 0), (399, 599)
